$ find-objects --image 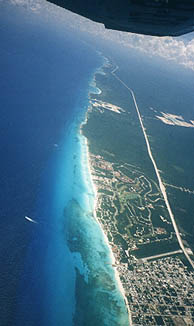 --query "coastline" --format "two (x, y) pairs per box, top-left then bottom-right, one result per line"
(74, 57), (131, 324)
(78, 51), (194, 326)
(79, 130), (131, 324)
